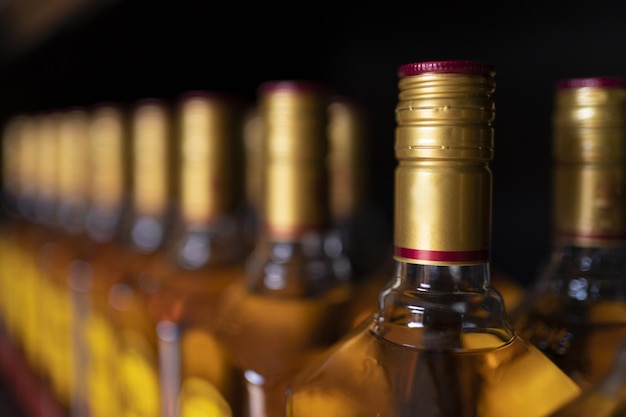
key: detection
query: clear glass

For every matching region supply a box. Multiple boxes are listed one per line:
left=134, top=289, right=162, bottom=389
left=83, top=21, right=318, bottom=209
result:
left=510, top=245, right=626, bottom=389
left=285, top=261, right=581, bottom=417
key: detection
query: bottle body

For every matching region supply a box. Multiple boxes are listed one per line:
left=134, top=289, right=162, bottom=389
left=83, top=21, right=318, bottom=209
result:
left=285, top=60, right=580, bottom=417
left=214, top=80, right=355, bottom=417
left=510, top=77, right=626, bottom=389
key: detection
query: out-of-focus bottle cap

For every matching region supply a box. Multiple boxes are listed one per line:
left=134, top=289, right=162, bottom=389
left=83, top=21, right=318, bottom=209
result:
left=556, top=77, right=626, bottom=90
left=258, top=80, right=332, bottom=96
left=398, top=60, right=496, bottom=78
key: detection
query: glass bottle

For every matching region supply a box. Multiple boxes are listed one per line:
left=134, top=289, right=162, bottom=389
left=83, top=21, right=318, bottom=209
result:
left=106, top=98, right=177, bottom=417
left=72, top=102, right=131, bottom=417
left=284, top=60, right=581, bottom=417
left=44, top=107, right=93, bottom=414
left=214, top=80, right=354, bottom=417
left=326, top=96, right=389, bottom=282
left=144, top=91, right=249, bottom=417
left=545, top=341, right=626, bottom=417
left=241, top=104, right=264, bottom=251
left=0, top=114, right=65, bottom=415
left=509, top=77, right=626, bottom=389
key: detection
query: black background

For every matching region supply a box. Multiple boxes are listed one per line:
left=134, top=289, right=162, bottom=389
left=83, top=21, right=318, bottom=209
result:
left=1, top=0, right=626, bottom=286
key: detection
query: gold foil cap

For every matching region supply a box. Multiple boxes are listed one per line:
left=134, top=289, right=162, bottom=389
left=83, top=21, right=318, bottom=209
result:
left=2, top=115, right=30, bottom=198
left=554, top=77, right=626, bottom=161
left=57, top=108, right=90, bottom=202
left=90, top=103, right=128, bottom=211
left=552, top=77, right=626, bottom=245
left=132, top=99, right=174, bottom=217
left=177, top=91, right=243, bottom=224
left=328, top=96, right=369, bottom=223
left=260, top=80, right=331, bottom=238
left=35, top=111, right=62, bottom=205
left=394, top=60, right=495, bottom=265
left=243, top=105, right=265, bottom=213
left=396, top=60, right=495, bottom=161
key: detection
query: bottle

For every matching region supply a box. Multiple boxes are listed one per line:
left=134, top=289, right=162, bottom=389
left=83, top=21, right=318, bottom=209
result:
left=326, top=96, right=389, bottom=282
left=144, top=91, right=249, bottom=417
left=241, top=104, right=265, bottom=250
left=213, top=80, right=354, bottom=417
left=106, top=98, right=177, bottom=417
left=545, top=341, right=626, bottom=417
left=509, top=77, right=626, bottom=389
left=43, top=107, right=93, bottom=414
left=284, top=60, right=581, bottom=417
left=73, top=102, right=131, bottom=417
left=326, top=96, right=393, bottom=329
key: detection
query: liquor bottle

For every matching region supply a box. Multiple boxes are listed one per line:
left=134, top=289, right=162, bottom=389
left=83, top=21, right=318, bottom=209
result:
left=106, top=98, right=177, bottom=417
left=0, top=111, right=68, bottom=417
left=214, top=80, right=355, bottom=417
left=284, top=60, right=581, bottom=417
left=241, top=104, right=264, bottom=250
left=44, top=107, right=93, bottom=413
left=0, top=114, right=32, bottom=346
left=144, top=91, right=248, bottom=417
left=509, top=77, right=626, bottom=389
left=326, top=96, right=389, bottom=282
left=74, top=102, right=131, bottom=417
left=545, top=341, right=626, bottom=417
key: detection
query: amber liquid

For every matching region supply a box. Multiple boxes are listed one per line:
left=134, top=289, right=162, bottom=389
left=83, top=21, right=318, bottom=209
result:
left=286, top=319, right=580, bottom=417
left=147, top=262, right=246, bottom=417
left=512, top=299, right=626, bottom=389
left=215, top=279, right=353, bottom=417
left=77, top=239, right=126, bottom=417
left=107, top=248, right=166, bottom=417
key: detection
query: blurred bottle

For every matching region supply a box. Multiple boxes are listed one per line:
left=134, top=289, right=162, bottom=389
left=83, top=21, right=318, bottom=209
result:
left=0, top=110, right=68, bottom=417
left=72, top=103, right=131, bottom=417
left=214, top=80, right=355, bottom=417
left=326, top=96, right=389, bottom=282
left=44, top=108, right=93, bottom=414
left=241, top=104, right=264, bottom=250
left=106, top=98, right=178, bottom=417
left=545, top=341, right=626, bottom=417
left=145, top=91, right=249, bottom=417
left=284, top=60, right=581, bottom=417
left=510, top=77, right=626, bottom=389
left=0, top=114, right=34, bottom=347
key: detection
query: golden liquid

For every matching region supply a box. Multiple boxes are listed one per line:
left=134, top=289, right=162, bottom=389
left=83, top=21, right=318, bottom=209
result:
left=78, top=239, right=126, bottom=417
left=147, top=262, right=246, bottom=417
left=512, top=299, right=626, bottom=389
left=490, top=266, right=526, bottom=312
left=215, top=279, right=353, bottom=417
left=286, top=319, right=581, bottom=417
left=108, top=249, right=164, bottom=417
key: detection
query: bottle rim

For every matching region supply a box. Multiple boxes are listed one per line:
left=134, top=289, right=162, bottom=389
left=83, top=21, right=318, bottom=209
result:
left=555, top=77, right=626, bottom=90
left=398, top=60, right=496, bottom=78
left=258, top=80, right=333, bottom=96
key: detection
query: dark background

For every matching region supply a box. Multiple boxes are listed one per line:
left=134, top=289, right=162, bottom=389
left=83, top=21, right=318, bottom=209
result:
left=1, top=0, right=625, bottom=287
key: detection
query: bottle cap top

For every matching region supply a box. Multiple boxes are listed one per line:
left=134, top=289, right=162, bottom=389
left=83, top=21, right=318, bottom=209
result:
left=398, top=60, right=496, bottom=78
left=258, top=80, right=332, bottom=96
left=556, top=77, right=626, bottom=90
left=177, top=90, right=241, bottom=103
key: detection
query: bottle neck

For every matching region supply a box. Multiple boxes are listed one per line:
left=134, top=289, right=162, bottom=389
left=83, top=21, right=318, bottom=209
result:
left=375, top=261, right=513, bottom=350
